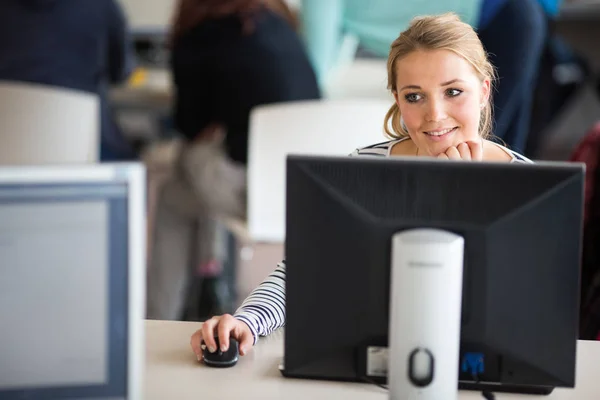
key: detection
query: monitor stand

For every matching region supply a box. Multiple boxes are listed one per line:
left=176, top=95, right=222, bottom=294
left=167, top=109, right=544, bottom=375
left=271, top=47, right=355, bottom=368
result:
left=387, top=229, right=465, bottom=400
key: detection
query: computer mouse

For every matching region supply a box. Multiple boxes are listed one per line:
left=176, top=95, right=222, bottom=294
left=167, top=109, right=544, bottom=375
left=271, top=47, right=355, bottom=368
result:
left=201, top=336, right=239, bottom=368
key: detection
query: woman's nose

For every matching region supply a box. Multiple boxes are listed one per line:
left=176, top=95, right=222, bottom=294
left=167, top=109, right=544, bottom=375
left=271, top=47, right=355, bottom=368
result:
left=425, top=98, right=448, bottom=122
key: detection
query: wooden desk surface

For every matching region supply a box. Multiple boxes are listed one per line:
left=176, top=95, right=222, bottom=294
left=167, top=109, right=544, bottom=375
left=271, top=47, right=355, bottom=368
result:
left=144, top=320, right=599, bottom=400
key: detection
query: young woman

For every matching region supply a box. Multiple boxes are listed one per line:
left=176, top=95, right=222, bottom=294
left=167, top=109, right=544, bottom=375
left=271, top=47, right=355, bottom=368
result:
left=190, top=12, right=532, bottom=359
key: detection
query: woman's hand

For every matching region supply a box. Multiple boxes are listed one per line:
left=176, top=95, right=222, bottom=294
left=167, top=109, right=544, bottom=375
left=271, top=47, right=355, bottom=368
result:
left=437, top=141, right=483, bottom=161
left=190, top=314, right=254, bottom=361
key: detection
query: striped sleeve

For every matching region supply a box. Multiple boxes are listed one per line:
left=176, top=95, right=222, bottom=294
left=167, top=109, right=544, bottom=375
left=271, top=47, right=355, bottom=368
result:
left=511, top=153, right=534, bottom=164
left=233, top=260, right=287, bottom=344
left=351, top=140, right=393, bottom=157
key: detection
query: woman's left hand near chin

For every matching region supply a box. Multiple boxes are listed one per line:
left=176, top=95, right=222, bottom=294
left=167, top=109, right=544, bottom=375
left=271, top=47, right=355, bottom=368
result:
left=437, top=141, right=483, bottom=161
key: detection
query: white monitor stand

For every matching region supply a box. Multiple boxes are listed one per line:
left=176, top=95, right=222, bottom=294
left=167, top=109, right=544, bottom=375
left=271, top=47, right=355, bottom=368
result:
left=388, top=229, right=464, bottom=400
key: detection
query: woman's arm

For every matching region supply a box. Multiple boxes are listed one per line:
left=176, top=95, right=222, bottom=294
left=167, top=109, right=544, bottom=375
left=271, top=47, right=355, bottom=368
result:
left=233, top=260, right=287, bottom=344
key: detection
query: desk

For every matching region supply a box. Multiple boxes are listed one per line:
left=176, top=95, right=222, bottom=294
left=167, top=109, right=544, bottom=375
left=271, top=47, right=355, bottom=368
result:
left=111, top=68, right=172, bottom=112
left=110, top=68, right=172, bottom=143
left=144, top=320, right=599, bottom=399
left=118, top=0, right=174, bottom=34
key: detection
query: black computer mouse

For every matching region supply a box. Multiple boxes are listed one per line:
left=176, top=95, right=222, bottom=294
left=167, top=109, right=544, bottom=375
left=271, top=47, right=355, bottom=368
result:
left=201, top=336, right=239, bottom=368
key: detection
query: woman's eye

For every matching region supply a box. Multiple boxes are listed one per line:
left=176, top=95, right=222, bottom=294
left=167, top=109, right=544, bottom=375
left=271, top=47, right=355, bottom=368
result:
left=446, top=88, right=463, bottom=97
left=405, top=93, right=422, bottom=103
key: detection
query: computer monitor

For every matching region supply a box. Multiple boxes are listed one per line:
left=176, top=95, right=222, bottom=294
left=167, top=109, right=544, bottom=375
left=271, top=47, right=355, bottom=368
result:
left=0, top=164, right=146, bottom=400
left=282, top=155, right=584, bottom=395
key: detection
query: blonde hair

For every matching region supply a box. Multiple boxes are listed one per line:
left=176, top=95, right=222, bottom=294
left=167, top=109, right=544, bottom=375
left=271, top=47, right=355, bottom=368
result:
left=384, top=13, right=497, bottom=140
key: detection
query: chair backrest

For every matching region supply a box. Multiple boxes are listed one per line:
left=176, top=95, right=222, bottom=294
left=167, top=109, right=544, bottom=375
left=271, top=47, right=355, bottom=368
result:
left=247, top=98, right=392, bottom=242
left=324, top=59, right=392, bottom=101
left=0, top=81, right=99, bottom=165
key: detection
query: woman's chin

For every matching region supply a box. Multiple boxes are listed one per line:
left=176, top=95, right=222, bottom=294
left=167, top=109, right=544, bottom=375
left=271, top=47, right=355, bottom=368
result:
left=417, top=128, right=478, bottom=156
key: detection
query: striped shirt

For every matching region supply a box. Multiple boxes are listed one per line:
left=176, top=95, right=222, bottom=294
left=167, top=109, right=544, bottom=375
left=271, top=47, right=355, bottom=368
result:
left=352, top=137, right=533, bottom=162
left=233, top=138, right=533, bottom=343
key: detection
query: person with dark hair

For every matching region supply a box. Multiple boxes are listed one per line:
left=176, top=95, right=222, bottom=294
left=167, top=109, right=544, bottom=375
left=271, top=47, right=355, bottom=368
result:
left=0, top=0, right=137, bottom=161
left=146, top=0, right=320, bottom=321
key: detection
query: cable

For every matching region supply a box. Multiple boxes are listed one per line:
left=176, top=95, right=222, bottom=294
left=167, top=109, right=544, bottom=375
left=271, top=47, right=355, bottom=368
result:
left=482, top=391, right=496, bottom=400
left=463, top=352, right=496, bottom=400
left=472, top=373, right=496, bottom=400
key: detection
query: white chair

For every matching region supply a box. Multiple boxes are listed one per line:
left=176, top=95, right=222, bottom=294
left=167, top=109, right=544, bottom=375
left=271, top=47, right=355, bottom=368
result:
left=0, top=81, right=99, bottom=165
left=324, top=59, right=392, bottom=101
left=247, top=98, right=393, bottom=243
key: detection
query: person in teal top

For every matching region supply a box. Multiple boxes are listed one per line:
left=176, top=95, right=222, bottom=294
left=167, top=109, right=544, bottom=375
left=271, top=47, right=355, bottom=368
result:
left=299, top=0, right=483, bottom=86
left=299, top=0, right=559, bottom=156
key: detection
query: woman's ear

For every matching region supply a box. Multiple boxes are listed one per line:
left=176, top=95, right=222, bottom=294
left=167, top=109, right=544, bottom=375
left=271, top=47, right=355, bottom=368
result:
left=481, top=79, right=491, bottom=105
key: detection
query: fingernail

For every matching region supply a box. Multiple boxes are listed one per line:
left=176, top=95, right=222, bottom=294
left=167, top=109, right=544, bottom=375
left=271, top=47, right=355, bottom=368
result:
left=221, top=345, right=228, bottom=352
left=240, top=346, right=246, bottom=355
left=208, top=346, right=216, bottom=353
left=196, top=354, right=201, bottom=362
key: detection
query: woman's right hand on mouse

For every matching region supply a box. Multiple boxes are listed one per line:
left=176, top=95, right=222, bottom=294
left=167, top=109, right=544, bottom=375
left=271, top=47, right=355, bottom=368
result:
left=190, top=314, right=254, bottom=361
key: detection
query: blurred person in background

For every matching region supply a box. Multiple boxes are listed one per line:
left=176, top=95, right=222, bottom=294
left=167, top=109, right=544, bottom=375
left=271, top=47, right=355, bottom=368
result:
left=477, top=0, right=554, bottom=156
left=299, top=0, right=550, bottom=155
left=146, top=0, right=320, bottom=322
left=0, top=0, right=137, bottom=161
left=300, top=0, right=482, bottom=86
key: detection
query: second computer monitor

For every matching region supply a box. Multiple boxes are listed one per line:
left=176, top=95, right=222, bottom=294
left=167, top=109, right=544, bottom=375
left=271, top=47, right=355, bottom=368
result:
left=283, top=155, right=584, bottom=395
left=0, top=164, right=146, bottom=400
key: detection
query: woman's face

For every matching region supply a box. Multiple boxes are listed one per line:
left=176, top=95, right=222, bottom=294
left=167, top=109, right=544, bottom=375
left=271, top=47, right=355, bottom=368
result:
left=393, top=49, right=490, bottom=157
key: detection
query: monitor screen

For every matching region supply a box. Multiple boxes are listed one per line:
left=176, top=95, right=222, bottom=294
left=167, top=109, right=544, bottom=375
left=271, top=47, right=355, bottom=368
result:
left=0, top=168, right=141, bottom=399
left=283, top=155, right=584, bottom=395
